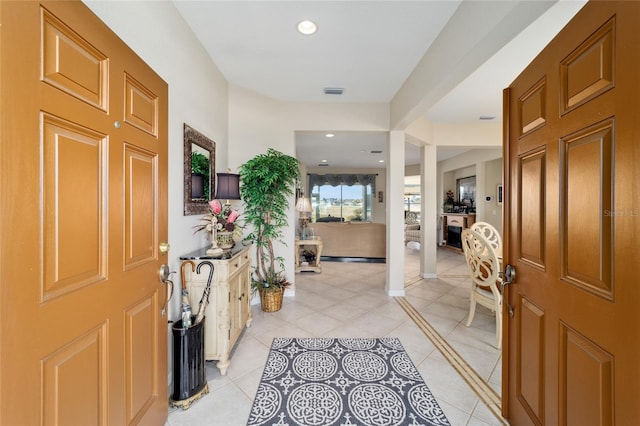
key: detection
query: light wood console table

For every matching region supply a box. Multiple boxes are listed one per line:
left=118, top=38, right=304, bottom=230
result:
left=295, top=237, right=323, bottom=273
left=179, top=244, right=252, bottom=375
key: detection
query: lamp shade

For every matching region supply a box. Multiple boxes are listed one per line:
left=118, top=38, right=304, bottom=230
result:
left=295, top=197, right=312, bottom=213
left=214, top=173, right=241, bottom=200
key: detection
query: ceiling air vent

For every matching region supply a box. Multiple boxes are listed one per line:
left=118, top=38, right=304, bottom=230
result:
left=370, top=150, right=383, bottom=154
left=323, top=87, right=344, bottom=95
left=318, top=163, right=329, bottom=167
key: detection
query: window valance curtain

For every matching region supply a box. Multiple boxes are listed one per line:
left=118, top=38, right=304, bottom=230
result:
left=308, top=173, right=376, bottom=192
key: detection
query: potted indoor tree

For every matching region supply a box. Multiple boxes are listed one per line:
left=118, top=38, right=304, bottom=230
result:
left=239, top=148, right=300, bottom=312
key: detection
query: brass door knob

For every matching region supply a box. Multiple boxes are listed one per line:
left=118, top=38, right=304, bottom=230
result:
left=159, top=242, right=171, bottom=255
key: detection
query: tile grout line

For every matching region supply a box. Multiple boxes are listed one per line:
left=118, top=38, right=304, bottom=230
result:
left=405, top=274, right=479, bottom=289
left=404, top=275, right=422, bottom=287
left=395, top=297, right=507, bottom=425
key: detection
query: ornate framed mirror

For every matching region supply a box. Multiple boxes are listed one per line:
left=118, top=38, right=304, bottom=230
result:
left=456, top=175, right=476, bottom=209
left=183, top=123, right=215, bottom=215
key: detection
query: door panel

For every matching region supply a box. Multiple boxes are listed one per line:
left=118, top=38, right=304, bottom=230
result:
left=559, top=18, right=614, bottom=114
left=42, top=114, right=108, bottom=300
left=124, top=144, right=158, bottom=270
left=519, top=78, right=547, bottom=136
left=126, top=297, right=158, bottom=424
left=1, top=1, right=168, bottom=424
left=124, top=74, right=159, bottom=136
left=517, top=297, right=544, bottom=425
left=561, top=121, right=614, bottom=298
left=42, top=323, right=108, bottom=425
left=519, top=150, right=545, bottom=268
left=560, top=324, right=614, bottom=426
left=504, top=2, right=639, bottom=424
left=41, top=7, right=109, bottom=111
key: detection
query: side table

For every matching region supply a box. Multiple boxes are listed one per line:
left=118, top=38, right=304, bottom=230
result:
left=295, top=237, right=323, bottom=273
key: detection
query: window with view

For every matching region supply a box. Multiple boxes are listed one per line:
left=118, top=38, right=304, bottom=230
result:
left=311, top=184, right=372, bottom=222
left=404, top=194, right=421, bottom=214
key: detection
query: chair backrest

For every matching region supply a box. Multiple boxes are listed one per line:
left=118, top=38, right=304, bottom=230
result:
left=470, top=221, right=502, bottom=255
left=461, top=229, right=502, bottom=296
left=405, top=211, right=419, bottom=225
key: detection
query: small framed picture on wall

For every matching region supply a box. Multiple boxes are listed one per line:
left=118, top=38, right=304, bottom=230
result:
left=497, top=184, right=503, bottom=205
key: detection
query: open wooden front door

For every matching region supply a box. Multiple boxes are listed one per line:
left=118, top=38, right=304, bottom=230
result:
left=503, top=1, right=639, bottom=424
left=0, top=1, right=169, bottom=424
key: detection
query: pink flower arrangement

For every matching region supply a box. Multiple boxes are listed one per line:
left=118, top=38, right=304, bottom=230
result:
left=445, top=190, right=455, bottom=203
left=207, top=200, right=240, bottom=232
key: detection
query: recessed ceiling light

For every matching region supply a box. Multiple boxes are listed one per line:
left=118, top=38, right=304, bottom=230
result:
left=325, top=133, right=334, bottom=138
left=321, top=159, right=328, bottom=163
left=378, top=160, right=385, bottom=163
left=297, top=20, right=317, bottom=35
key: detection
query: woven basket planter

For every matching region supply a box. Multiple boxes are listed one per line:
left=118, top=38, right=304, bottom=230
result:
left=259, top=287, right=284, bottom=312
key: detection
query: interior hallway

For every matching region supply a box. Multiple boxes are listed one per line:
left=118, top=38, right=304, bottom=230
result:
left=166, top=246, right=505, bottom=426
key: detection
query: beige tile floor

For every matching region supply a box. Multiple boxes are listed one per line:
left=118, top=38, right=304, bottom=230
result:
left=165, top=245, right=506, bottom=426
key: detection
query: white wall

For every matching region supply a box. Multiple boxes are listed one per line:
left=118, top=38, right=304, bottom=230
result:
left=227, top=84, right=296, bottom=292
left=84, top=1, right=229, bottom=319
left=405, top=164, right=421, bottom=176
left=227, top=96, right=391, bottom=286
left=282, top=102, right=390, bottom=132
left=228, top=84, right=283, bottom=169
left=407, top=119, right=502, bottom=147
left=481, top=158, right=503, bottom=233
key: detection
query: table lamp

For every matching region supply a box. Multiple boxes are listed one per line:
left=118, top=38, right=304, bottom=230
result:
left=295, top=197, right=312, bottom=240
left=215, top=172, right=241, bottom=204
left=207, top=172, right=241, bottom=256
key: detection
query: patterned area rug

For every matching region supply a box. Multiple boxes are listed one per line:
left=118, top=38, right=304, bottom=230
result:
left=247, top=337, right=451, bottom=426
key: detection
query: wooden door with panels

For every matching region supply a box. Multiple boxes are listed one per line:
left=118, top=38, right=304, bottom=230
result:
left=503, top=1, right=639, bottom=424
left=0, top=1, right=169, bottom=424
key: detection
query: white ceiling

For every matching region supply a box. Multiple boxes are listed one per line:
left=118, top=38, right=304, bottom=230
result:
left=173, top=0, right=586, bottom=168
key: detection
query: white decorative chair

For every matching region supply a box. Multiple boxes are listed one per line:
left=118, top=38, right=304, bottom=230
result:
left=461, top=228, right=503, bottom=348
left=470, top=221, right=502, bottom=258
left=404, top=211, right=420, bottom=245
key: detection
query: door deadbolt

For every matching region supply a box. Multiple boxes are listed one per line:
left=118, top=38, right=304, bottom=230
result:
left=159, top=242, right=170, bottom=255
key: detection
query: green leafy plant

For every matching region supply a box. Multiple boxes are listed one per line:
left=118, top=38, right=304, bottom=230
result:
left=191, top=152, right=210, bottom=199
left=239, top=148, right=300, bottom=292
left=250, top=269, right=289, bottom=295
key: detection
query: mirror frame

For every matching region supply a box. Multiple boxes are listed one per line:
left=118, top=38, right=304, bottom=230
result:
left=456, top=175, right=476, bottom=208
left=183, top=123, right=215, bottom=215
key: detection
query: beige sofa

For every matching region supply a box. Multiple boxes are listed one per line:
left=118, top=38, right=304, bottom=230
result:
left=310, top=222, right=386, bottom=259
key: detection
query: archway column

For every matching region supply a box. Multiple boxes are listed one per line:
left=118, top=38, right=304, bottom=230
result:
left=420, top=144, right=438, bottom=278
left=386, top=130, right=405, bottom=296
